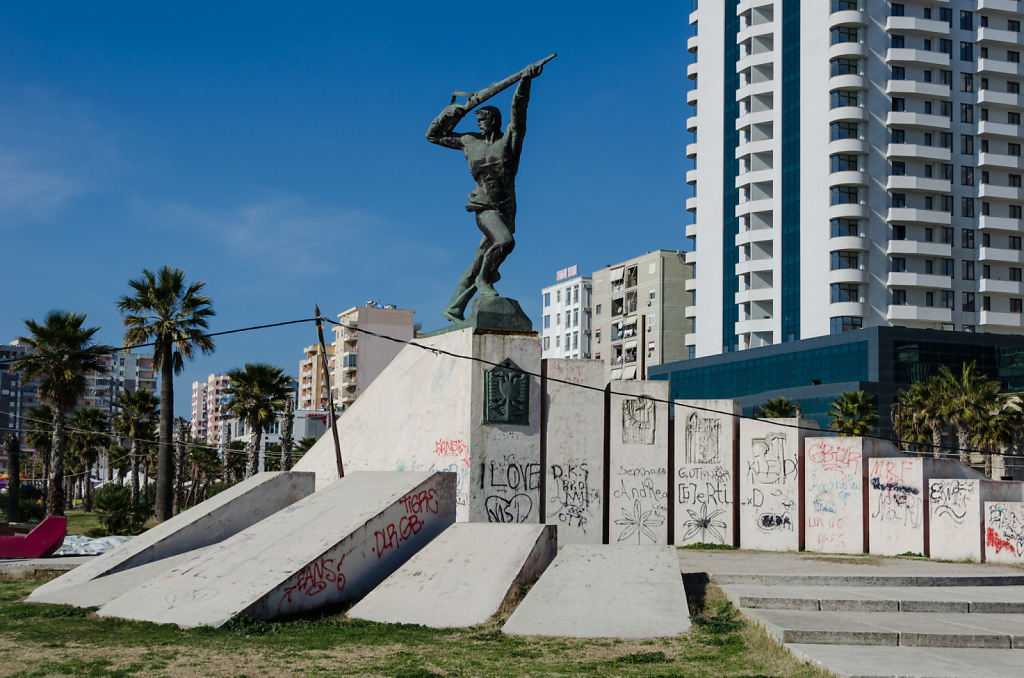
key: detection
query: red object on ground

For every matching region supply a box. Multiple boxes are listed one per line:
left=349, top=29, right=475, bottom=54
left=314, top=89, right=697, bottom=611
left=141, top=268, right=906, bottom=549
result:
left=0, top=516, right=67, bottom=558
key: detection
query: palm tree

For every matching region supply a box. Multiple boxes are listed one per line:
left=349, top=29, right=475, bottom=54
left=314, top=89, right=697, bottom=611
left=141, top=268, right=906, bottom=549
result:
left=280, top=397, right=295, bottom=471
left=292, top=436, right=318, bottom=467
left=24, top=404, right=53, bottom=499
left=117, top=266, right=215, bottom=521
left=69, top=407, right=109, bottom=512
left=829, top=390, right=879, bottom=436
left=939, top=361, right=1002, bottom=465
left=757, top=396, right=797, bottom=418
left=15, top=311, right=108, bottom=516
left=224, top=363, right=293, bottom=478
left=896, top=377, right=949, bottom=457
left=112, top=388, right=159, bottom=506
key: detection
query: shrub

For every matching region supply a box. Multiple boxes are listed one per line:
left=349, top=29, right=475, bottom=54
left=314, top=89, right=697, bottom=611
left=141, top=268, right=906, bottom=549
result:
left=93, top=484, right=151, bottom=535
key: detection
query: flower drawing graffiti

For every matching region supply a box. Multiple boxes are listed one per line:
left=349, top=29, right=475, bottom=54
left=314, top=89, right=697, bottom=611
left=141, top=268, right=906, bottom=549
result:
left=681, top=503, right=728, bottom=544
left=614, top=498, right=664, bottom=544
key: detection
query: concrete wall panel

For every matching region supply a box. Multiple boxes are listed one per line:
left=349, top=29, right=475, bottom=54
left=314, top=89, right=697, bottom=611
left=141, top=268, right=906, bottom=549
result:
left=930, top=480, right=1023, bottom=562
left=674, top=400, right=741, bottom=546
left=985, top=501, right=1024, bottom=565
left=608, top=380, right=671, bottom=545
left=544, top=359, right=605, bottom=543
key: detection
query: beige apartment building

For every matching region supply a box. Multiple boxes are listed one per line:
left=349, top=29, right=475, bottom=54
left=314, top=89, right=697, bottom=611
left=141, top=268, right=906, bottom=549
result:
left=189, top=373, right=231, bottom=444
left=331, top=303, right=415, bottom=408
left=298, top=343, right=334, bottom=411
left=591, top=250, right=692, bottom=381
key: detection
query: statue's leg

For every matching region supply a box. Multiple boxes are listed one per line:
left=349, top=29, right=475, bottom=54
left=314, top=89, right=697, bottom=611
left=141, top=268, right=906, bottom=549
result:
left=443, top=235, right=488, bottom=321
left=474, top=210, right=514, bottom=296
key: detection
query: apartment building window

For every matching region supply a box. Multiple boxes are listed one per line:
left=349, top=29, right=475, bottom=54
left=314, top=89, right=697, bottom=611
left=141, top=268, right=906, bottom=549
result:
left=963, top=292, right=976, bottom=312
left=981, top=108, right=989, bottom=122
left=831, top=218, right=859, bottom=237
left=556, top=312, right=561, bottom=326
left=892, top=161, right=906, bottom=176
left=830, top=316, right=863, bottom=333
left=543, top=315, right=550, bottom=329
left=983, top=202, right=991, bottom=216
left=831, top=251, right=860, bottom=270
left=942, top=100, right=953, bottom=120
left=961, top=73, right=974, bottom=93
left=924, top=39, right=933, bottom=52
left=594, top=329, right=601, bottom=344
left=833, top=58, right=859, bottom=76
left=963, top=261, right=976, bottom=280
left=942, top=258, right=955, bottom=276
left=1013, top=299, right=1024, bottom=313
left=941, top=163, right=953, bottom=180
left=595, top=303, right=602, bottom=314
left=960, top=43, right=973, bottom=62
left=891, top=34, right=905, bottom=49
left=832, top=27, right=858, bottom=44
left=942, top=290, right=955, bottom=308
left=892, top=65, right=906, bottom=80
left=940, top=7, right=952, bottom=27
left=891, top=128, right=906, bottom=144
left=1010, top=82, right=1021, bottom=94
left=832, top=121, right=859, bottom=140
left=831, top=186, right=859, bottom=205
left=543, top=293, right=550, bottom=306
left=962, top=198, right=975, bottom=218
left=961, top=105, right=975, bottom=124
left=833, top=0, right=858, bottom=10
left=573, top=333, right=578, bottom=349
left=943, top=194, right=953, bottom=214
left=833, top=90, right=859, bottom=108
left=941, top=132, right=953, bottom=149
left=1011, top=236, right=1023, bottom=250
left=961, top=135, right=974, bottom=155
left=962, top=167, right=974, bottom=186
left=925, top=164, right=934, bottom=178
left=555, top=336, right=560, bottom=347
left=556, top=290, right=561, bottom=302
left=573, top=308, right=579, bottom=327
left=981, top=47, right=989, bottom=59
left=940, top=69, right=953, bottom=85
left=962, top=229, right=976, bottom=249
left=573, top=286, right=579, bottom=303
left=983, top=232, right=992, bottom=247
left=892, top=193, right=907, bottom=208
left=1011, top=112, right=1022, bottom=125
left=924, top=71, right=933, bottom=84
left=892, top=289, right=907, bottom=305
left=891, top=97, right=905, bottom=112
left=893, top=224, right=907, bottom=240
left=1011, top=206, right=1023, bottom=220
left=1012, top=174, right=1023, bottom=188
left=1011, top=51, right=1022, bottom=64
left=983, top=296, right=992, bottom=311
left=892, top=257, right=907, bottom=272
left=925, top=228, right=934, bottom=242
left=890, top=3, right=903, bottom=16
left=926, top=292, right=935, bottom=307
left=832, top=154, right=859, bottom=172
left=1011, top=143, right=1021, bottom=156
left=543, top=337, right=550, bottom=350
left=831, top=283, right=859, bottom=303
left=960, top=10, right=973, bottom=31
left=1011, top=20, right=1021, bottom=33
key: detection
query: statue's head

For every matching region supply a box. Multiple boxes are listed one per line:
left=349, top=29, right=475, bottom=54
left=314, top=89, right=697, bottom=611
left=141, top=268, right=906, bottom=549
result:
left=476, top=106, right=501, bottom=134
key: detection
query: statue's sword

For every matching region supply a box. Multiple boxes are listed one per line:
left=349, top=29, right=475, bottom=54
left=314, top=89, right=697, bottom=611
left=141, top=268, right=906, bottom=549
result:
left=450, top=53, right=557, bottom=107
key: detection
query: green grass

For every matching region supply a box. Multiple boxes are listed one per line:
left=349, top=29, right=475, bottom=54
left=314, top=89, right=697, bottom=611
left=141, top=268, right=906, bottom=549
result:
left=679, top=542, right=739, bottom=551
left=64, top=509, right=103, bottom=536
left=0, top=575, right=830, bottom=677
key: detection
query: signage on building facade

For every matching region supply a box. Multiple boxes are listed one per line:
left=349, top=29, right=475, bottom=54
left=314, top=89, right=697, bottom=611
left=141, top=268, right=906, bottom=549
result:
left=556, top=265, right=578, bottom=281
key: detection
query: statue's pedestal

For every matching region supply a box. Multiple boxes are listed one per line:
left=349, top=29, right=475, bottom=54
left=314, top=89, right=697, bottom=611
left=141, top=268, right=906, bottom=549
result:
left=294, top=325, right=540, bottom=523
left=429, top=296, right=533, bottom=336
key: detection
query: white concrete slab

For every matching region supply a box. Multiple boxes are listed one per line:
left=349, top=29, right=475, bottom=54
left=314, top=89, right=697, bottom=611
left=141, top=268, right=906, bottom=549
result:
left=788, top=644, right=1024, bottom=678
left=674, top=400, right=740, bottom=547
left=29, top=471, right=315, bottom=605
left=544, top=359, right=605, bottom=544
left=985, top=502, right=1024, bottom=565
left=348, top=523, right=556, bottom=628
left=502, top=545, right=689, bottom=638
left=608, top=381, right=671, bottom=545
left=96, top=471, right=456, bottom=627
left=929, top=480, right=1023, bottom=562
left=804, top=437, right=898, bottom=554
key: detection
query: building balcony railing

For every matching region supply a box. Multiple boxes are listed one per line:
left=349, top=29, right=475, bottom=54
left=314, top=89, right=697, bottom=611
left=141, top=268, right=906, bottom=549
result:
left=885, top=16, right=949, bottom=36
left=885, top=80, right=951, bottom=98
left=979, top=215, right=1023, bottom=232
left=885, top=111, right=950, bottom=130
left=886, top=240, right=952, bottom=257
left=980, top=278, right=1024, bottom=295
left=886, top=272, right=953, bottom=289
left=886, top=207, right=952, bottom=225
left=980, top=246, right=1024, bottom=264
left=886, top=305, right=953, bottom=324
left=980, top=310, right=1024, bottom=329
left=886, top=48, right=950, bottom=67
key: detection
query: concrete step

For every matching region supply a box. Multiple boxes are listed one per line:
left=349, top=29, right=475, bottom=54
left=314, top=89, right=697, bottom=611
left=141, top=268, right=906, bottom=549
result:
left=712, top=572, right=1024, bottom=587
left=502, top=545, right=689, bottom=638
left=348, top=524, right=556, bottom=628
left=97, top=472, right=455, bottom=628
left=788, top=643, right=1024, bottom=678
left=722, top=584, right=1024, bottom=614
left=29, top=471, right=315, bottom=605
left=745, top=608, right=1024, bottom=649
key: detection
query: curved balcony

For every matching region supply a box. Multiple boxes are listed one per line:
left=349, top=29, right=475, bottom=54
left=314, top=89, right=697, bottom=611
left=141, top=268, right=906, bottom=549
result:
left=887, top=305, right=953, bottom=324
left=977, top=58, right=1024, bottom=77
left=735, top=317, right=776, bottom=335
left=829, top=268, right=868, bottom=285
left=735, top=138, right=775, bottom=158
left=736, top=80, right=776, bottom=101
left=886, top=175, right=951, bottom=193
left=686, top=168, right=698, bottom=186
left=980, top=215, right=1022, bottom=231
left=980, top=184, right=1024, bottom=202
left=738, top=0, right=774, bottom=14
left=687, top=62, right=698, bottom=80
left=687, top=35, right=699, bottom=54
left=830, top=74, right=867, bottom=92
left=735, top=287, right=775, bottom=305
left=829, top=202, right=868, bottom=220
left=686, top=196, right=698, bottom=213
left=886, top=80, right=950, bottom=98
left=979, top=153, right=1024, bottom=170
left=884, top=206, right=946, bottom=225
left=885, top=111, right=950, bottom=129
left=886, top=240, right=953, bottom=257
left=685, top=249, right=699, bottom=264
left=685, top=223, right=697, bottom=239
left=685, top=305, right=697, bottom=318
left=980, top=310, right=1024, bottom=329
left=735, top=168, right=775, bottom=189
left=830, top=301, right=866, bottom=318
left=978, top=120, right=1022, bottom=138
left=736, top=108, right=775, bottom=130
left=735, top=258, right=775, bottom=276
left=980, top=279, right=1024, bottom=295
left=829, top=106, right=867, bottom=124
left=829, top=170, right=868, bottom=187
left=685, top=277, right=697, bottom=292
left=885, top=16, right=949, bottom=35
left=978, top=89, right=1024, bottom=108
left=886, top=272, right=953, bottom=288
left=737, top=18, right=776, bottom=44
left=685, top=332, right=697, bottom=345
left=886, top=143, right=951, bottom=161
left=736, top=227, right=774, bottom=247
left=686, top=142, right=698, bottom=159
left=737, top=50, right=775, bottom=73
left=687, top=115, right=698, bottom=133
left=978, top=27, right=1024, bottom=46
left=829, top=138, right=869, bottom=155
left=829, top=235, right=869, bottom=252
left=829, top=42, right=867, bottom=61
left=830, top=10, right=867, bottom=29
left=886, top=48, right=950, bottom=67
left=980, top=246, right=1024, bottom=264
left=979, top=0, right=1020, bottom=15
left=735, top=198, right=775, bottom=218
left=687, top=88, right=698, bottom=106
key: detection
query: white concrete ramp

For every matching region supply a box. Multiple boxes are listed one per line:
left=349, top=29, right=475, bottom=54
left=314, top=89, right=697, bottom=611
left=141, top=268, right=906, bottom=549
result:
left=97, top=471, right=456, bottom=627
left=348, top=523, right=556, bottom=628
left=29, top=471, right=315, bottom=605
left=502, top=545, right=690, bottom=638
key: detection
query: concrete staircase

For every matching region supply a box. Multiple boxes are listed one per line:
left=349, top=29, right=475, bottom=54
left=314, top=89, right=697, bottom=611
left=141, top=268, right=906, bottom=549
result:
left=719, top=573, right=1024, bottom=677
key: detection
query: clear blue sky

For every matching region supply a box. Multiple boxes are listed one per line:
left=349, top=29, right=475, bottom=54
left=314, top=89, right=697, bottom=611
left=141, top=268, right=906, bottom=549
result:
left=0, top=2, right=696, bottom=416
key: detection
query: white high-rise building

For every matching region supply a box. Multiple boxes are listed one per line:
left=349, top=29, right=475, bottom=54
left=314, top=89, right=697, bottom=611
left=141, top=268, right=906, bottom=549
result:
left=540, top=266, right=592, bottom=360
left=687, top=1, right=1024, bottom=358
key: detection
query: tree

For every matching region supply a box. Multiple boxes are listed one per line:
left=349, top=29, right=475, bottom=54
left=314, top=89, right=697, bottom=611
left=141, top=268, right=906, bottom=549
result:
left=280, top=397, right=295, bottom=471
left=173, top=417, right=188, bottom=515
left=757, top=396, right=797, bottom=419
left=5, top=432, right=20, bottom=522
left=224, top=363, right=293, bottom=478
left=829, top=390, right=879, bottom=437
left=112, top=388, right=159, bottom=507
left=24, top=404, right=53, bottom=499
left=939, top=361, right=1002, bottom=465
left=895, top=377, right=949, bottom=457
left=69, top=407, right=109, bottom=512
left=117, top=266, right=215, bottom=521
left=15, top=311, right=108, bottom=516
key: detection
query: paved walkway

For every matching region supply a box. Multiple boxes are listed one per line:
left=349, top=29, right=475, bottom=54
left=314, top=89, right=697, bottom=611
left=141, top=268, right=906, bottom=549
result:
left=680, top=549, right=1024, bottom=678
